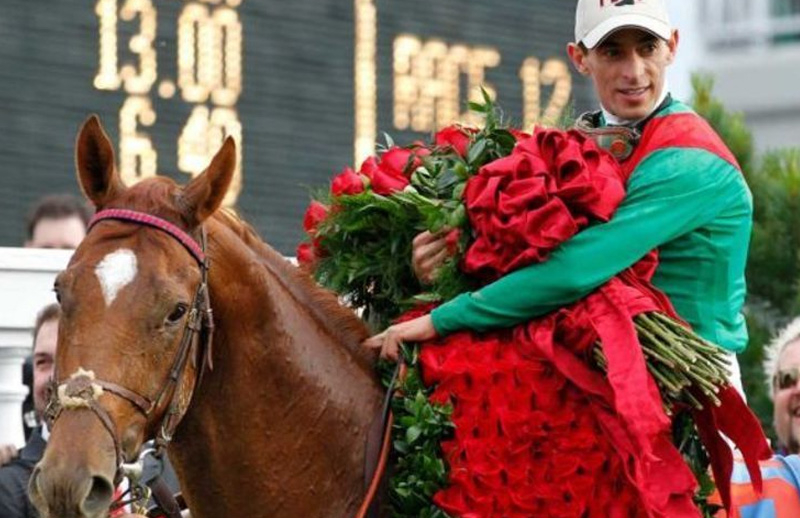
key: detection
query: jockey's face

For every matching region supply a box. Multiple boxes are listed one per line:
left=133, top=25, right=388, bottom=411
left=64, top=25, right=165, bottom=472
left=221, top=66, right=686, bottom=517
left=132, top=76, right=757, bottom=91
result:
left=567, top=28, right=678, bottom=121
left=774, top=340, right=800, bottom=453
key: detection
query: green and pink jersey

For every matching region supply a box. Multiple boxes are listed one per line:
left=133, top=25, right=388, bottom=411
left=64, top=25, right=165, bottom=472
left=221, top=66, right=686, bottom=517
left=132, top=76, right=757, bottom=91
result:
left=431, top=98, right=753, bottom=353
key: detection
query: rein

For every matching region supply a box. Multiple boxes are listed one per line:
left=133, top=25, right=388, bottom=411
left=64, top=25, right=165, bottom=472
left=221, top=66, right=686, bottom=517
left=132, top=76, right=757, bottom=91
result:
left=354, top=362, right=405, bottom=518
left=44, top=209, right=214, bottom=516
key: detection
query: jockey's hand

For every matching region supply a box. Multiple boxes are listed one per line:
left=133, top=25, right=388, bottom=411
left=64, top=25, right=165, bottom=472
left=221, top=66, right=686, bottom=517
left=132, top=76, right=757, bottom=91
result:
left=0, top=443, right=17, bottom=466
left=412, top=230, right=451, bottom=284
left=363, top=315, right=437, bottom=361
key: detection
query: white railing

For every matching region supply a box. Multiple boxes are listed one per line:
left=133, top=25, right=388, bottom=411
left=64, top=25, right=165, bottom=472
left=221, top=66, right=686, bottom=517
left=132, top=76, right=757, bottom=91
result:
left=0, top=247, right=71, bottom=447
left=703, top=0, right=800, bottom=48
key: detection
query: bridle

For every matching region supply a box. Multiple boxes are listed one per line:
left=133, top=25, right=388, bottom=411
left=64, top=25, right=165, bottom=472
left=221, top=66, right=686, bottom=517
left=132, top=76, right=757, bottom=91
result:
left=44, top=208, right=215, bottom=486
left=43, top=207, right=395, bottom=518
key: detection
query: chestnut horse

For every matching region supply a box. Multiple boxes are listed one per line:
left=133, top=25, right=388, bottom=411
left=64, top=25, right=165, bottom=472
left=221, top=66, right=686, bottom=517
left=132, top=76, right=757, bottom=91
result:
left=29, top=117, right=385, bottom=518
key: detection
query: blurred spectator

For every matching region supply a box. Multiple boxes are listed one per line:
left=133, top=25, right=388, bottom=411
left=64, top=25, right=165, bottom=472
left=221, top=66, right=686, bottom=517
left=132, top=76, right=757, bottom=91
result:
left=24, top=193, right=91, bottom=249
left=710, top=317, right=800, bottom=517
left=765, top=317, right=800, bottom=454
left=0, top=302, right=179, bottom=517
left=21, top=359, right=34, bottom=440
left=20, top=194, right=91, bottom=440
left=0, top=446, right=15, bottom=469
left=0, top=303, right=59, bottom=518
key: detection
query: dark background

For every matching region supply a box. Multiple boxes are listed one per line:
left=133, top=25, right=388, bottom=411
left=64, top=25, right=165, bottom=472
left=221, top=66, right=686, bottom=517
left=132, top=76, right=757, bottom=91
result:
left=0, top=0, right=594, bottom=254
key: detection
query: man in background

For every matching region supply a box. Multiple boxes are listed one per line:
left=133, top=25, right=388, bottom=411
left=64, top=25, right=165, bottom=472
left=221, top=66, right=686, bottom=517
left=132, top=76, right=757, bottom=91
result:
left=767, top=317, right=800, bottom=455
left=24, top=193, right=91, bottom=249
left=710, top=318, right=800, bottom=517
left=0, top=304, right=59, bottom=518
left=1, top=194, right=90, bottom=464
left=18, top=194, right=91, bottom=441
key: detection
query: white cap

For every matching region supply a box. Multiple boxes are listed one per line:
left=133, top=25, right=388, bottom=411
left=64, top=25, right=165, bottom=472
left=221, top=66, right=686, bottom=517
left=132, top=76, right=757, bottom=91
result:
left=575, top=0, right=672, bottom=49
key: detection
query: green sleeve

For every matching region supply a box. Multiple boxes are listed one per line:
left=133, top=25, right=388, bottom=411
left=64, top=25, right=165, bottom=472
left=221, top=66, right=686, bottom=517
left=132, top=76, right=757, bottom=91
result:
left=431, top=148, right=742, bottom=335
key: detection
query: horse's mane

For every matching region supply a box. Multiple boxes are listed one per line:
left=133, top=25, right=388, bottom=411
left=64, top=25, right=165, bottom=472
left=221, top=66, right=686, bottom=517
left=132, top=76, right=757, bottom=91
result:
left=116, top=178, right=376, bottom=372
left=211, top=209, right=376, bottom=370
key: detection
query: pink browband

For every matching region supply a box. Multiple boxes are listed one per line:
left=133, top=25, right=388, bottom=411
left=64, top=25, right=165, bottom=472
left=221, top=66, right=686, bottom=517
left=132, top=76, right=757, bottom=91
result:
left=88, top=209, right=206, bottom=265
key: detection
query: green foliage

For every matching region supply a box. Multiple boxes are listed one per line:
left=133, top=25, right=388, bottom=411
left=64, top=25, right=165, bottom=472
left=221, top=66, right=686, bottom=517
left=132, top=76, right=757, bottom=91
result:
left=313, top=190, right=426, bottom=325
left=692, top=75, right=800, bottom=441
left=691, top=75, right=754, bottom=175
left=740, top=311, right=776, bottom=438
left=388, top=347, right=454, bottom=518
left=747, top=149, right=800, bottom=316
left=672, top=412, right=722, bottom=518
left=311, top=95, right=514, bottom=327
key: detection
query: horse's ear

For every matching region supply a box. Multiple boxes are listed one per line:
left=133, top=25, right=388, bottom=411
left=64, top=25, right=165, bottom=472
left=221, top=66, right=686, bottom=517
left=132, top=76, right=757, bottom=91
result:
left=179, top=137, right=236, bottom=227
left=76, top=115, right=125, bottom=209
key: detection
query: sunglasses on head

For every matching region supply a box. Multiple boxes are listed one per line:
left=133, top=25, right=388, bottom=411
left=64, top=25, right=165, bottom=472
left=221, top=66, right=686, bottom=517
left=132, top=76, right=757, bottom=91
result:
left=775, top=366, right=800, bottom=390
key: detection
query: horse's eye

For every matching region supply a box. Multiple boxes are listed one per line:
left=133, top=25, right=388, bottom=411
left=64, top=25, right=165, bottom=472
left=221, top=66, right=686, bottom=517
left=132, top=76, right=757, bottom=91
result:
left=166, top=304, right=188, bottom=324
left=52, top=283, right=61, bottom=304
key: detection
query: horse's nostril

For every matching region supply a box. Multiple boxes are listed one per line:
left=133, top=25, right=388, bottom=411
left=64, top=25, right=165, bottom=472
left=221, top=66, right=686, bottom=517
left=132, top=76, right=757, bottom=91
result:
left=82, top=475, right=115, bottom=515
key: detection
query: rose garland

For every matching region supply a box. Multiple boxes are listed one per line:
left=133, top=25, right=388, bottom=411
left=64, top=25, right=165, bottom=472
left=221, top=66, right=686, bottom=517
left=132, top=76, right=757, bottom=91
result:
left=299, top=97, right=768, bottom=517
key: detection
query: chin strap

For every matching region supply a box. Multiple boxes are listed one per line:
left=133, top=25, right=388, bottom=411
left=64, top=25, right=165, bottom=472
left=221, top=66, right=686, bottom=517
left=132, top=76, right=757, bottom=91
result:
left=573, top=94, right=674, bottom=162
left=574, top=112, right=640, bottom=161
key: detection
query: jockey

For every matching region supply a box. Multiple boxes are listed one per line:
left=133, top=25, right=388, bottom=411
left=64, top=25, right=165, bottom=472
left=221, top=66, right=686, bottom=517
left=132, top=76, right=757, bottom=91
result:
left=364, top=0, right=752, bottom=399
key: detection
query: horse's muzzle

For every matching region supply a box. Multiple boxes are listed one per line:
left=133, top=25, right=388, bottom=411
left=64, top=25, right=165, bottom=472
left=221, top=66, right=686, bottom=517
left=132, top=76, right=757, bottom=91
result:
left=29, top=463, right=115, bottom=518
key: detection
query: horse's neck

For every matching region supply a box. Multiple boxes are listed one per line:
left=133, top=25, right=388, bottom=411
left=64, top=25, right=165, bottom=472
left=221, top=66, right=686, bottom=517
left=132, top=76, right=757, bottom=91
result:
left=170, top=225, right=384, bottom=518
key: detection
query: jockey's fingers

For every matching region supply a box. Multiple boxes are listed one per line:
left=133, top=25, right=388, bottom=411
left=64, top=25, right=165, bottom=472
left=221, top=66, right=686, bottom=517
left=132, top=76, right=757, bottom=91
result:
left=412, top=230, right=447, bottom=248
left=423, top=234, right=448, bottom=254
left=381, top=337, right=400, bottom=361
left=419, top=248, right=450, bottom=283
left=362, top=332, right=387, bottom=350
left=412, top=230, right=434, bottom=247
left=423, top=247, right=450, bottom=268
left=413, top=240, right=447, bottom=270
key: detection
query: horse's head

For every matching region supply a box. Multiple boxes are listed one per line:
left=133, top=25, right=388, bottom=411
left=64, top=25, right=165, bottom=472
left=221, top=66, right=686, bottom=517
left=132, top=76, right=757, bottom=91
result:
left=30, top=116, right=236, bottom=518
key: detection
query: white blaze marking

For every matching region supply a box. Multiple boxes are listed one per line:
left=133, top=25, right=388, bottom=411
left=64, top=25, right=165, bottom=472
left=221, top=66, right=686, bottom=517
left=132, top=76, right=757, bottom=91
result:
left=95, top=249, right=138, bottom=306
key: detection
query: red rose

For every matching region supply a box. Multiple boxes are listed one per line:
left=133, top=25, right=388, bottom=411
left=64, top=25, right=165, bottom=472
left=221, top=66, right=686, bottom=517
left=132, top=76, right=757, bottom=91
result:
left=435, top=125, right=473, bottom=157
left=330, top=166, right=365, bottom=196
left=295, top=242, right=316, bottom=267
left=381, top=147, right=421, bottom=176
left=370, top=166, right=410, bottom=195
left=509, top=128, right=532, bottom=142
left=358, top=156, right=379, bottom=180
left=302, top=200, right=329, bottom=235
left=411, top=141, right=432, bottom=158
left=445, top=228, right=461, bottom=255
left=356, top=148, right=429, bottom=195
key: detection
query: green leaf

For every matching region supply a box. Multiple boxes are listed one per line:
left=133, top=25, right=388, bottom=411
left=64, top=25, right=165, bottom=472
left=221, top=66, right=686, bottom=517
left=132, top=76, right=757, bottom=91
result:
left=452, top=182, right=466, bottom=201
left=493, top=129, right=518, bottom=153
left=467, top=138, right=487, bottom=165
left=452, top=160, right=469, bottom=180
left=447, top=205, right=467, bottom=228
left=435, top=169, right=459, bottom=192
left=480, top=86, right=493, bottom=105
left=406, top=425, right=423, bottom=444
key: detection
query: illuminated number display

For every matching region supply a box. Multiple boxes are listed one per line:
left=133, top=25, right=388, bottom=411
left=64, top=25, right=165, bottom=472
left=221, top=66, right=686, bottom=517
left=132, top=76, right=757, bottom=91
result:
left=352, top=0, right=586, bottom=166
left=0, top=0, right=593, bottom=251
left=93, top=0, right=243, bottom=205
